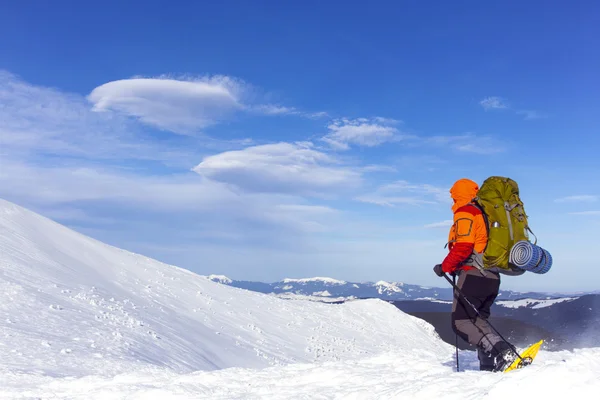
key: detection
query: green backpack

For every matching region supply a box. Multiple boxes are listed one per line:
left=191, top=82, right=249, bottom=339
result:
left=473, top=176, right=535, bottom=270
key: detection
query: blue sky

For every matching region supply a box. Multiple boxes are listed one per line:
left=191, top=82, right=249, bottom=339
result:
left=1, top=1, right=599, bottom=292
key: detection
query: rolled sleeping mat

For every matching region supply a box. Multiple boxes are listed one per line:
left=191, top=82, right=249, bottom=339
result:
left=509, top=240, right=553, bottom=274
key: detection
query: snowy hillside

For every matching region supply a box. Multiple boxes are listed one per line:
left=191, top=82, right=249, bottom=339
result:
left=0, top=198, right=446, bottom=378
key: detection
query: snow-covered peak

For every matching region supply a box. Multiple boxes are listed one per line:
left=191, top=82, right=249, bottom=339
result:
left=207, top=274, right=233, bottom=284
left=282, top=277, right=347, bottom=285
left=374, top=281, right=404, bottom=294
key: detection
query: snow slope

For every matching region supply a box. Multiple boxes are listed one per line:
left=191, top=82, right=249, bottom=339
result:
left=0, top=198, right=445, bottom=378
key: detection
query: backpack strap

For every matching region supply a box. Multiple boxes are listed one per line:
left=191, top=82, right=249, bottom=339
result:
left=526, top=226, right=538, bottom=245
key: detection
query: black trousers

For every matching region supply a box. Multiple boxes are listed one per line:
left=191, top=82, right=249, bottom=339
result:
left=451, top=269, right=503, bottom=370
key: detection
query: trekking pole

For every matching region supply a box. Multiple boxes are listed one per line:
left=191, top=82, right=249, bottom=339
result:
left=443, top=273, right=525, bottom=362
left=453, top=274, right=459, bottom=372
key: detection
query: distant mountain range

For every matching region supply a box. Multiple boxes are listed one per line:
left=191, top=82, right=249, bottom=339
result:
left=392, top=294, right=600, bottom=351
left=207, top=275, right=599, bottom=351
left=206, top=275, right=588, bottom=302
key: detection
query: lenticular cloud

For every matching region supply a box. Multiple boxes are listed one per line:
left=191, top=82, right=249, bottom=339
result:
left=88, top=76, right=244, bottom=134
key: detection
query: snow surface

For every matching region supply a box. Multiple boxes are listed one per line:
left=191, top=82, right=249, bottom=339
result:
left=497, top=297, right=578, bottom=309
left=1, top=198, right=600, bottom=399
left=282, top=277, right=347, bottom=285
left=3, top=348, right=599, bottom=399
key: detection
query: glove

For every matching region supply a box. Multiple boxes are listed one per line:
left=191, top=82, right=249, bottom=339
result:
left=433, top=264, right=444, bottom=277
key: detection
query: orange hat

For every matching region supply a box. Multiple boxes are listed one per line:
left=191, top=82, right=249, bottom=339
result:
left=450, top=178, right=479, bottom=212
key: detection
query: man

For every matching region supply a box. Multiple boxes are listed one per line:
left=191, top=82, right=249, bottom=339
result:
left=433, top=178, right=516, bottom=372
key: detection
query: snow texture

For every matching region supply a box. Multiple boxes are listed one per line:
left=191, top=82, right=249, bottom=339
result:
left=3, top=348, right=600, bottom=399
left=1, top=198, right=599, bottom=399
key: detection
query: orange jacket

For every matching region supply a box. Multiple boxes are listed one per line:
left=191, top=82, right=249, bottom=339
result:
left=442, top=179, right=488, bottom=273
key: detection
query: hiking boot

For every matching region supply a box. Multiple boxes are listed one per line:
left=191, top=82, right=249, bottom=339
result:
left=477, top=347, right=495, bottom=371
left=493, top=348, right=518, bottom=372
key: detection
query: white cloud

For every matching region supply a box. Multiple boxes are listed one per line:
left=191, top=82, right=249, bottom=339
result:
left=193, top=142, right=361, bottom=195
left=424, top=220, right=453, bottom=228
left=0, top=71, right=206, bottom=164
left=569, top=211, right=600, bottom=216
left=426, top=134, right=506, bottom=154
left=454, top=142, right=505, bottom=154
left=380, top=181, right=449, bottom=202
left=517, top=110, right=547, bottom=120
left=0, top=157, right=345, bottom=239
left=355, top=195, right=437, bottom=207
left=480, top=96, right=509, bottom=110
left=276, top=204, right=338, bottom=214
left=265, top=204, right=340, bottom=233
left=88, top=76, right=245, bottom=134
left=88, top=75, right=326, bottom=134
left=322, top=118, right=409, bottom=150
left=356, top=180, right=449, bottom=207
left=479, top=96, right=546, bottom=120
left=556, top=195, right=598, bottom=203
left=308, top=111, right=330, bottom=119
left=249, top=104, right=299, bottom=115
left=360, top=165, right=398, bottom=173
left=0, top=159, right=237, bottom=210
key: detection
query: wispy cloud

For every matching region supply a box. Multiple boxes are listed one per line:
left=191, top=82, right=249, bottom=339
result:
left=0, top=158, right=237, bottom=210
left=480, top=96, right=509, bottom=110
left=517, top=110, right=547, bottom=120
left=359, top=165, right=398, bottom=173
left=193, top=141, right=362, bottom=195
left=0, top=71, right=350, bottom=241
left=555, top=195, right=598, bottom=203
left=356, top=180, right=449, bottom=207
left=424, top=220, right=453, bottom=228
left=355, top=195, right=437, bottom=207
left=249, top=104, right=300, bottom=116
left=569, top=211, right=600, bottom=216
left=248, top=105, right=329, bottom=119
left=308, top=111, right=330, bottom=119
left=480, top=96, right=545, bottom=121
left=0, top=71, right=206, bottom=164
left=322, top=117, right=412, bottom=150
left=0, top=157, right=346, bottom=239
left=425, top=134, right=506, bottom=154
